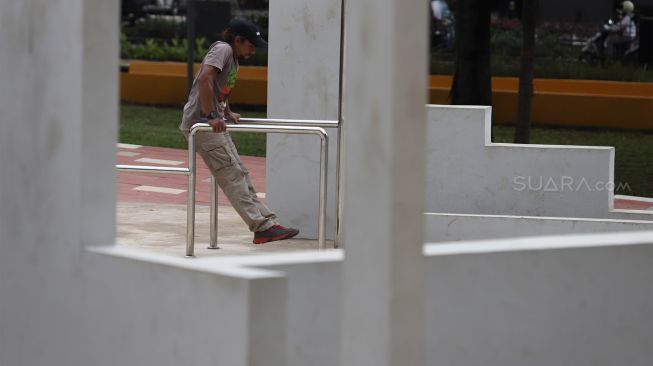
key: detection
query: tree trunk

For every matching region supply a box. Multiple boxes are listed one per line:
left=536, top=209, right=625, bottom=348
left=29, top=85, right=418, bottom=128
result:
left=450, top=0, right=492, bottom=106
left=514, top=0, right=537, bottom=143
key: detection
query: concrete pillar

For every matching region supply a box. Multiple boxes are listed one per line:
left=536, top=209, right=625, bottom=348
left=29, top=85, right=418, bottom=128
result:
left=0, top=1, right=86, bottom=364
left=266, top=0, right=342, bottom=239
left=339, top=0, right=429, bottom=365
left=81, top=0, right=119, bottom=246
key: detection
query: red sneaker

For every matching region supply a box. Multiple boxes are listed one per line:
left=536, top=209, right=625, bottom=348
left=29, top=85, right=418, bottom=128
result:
left=253, top=225, right=300, bottom=244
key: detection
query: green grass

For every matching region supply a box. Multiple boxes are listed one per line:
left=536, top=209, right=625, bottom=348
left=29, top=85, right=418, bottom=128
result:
left=493, top=125, right=653, bottom=197
left=121, top=103, right=652, bottom=197
left=120, top=103, right=267, bottom=156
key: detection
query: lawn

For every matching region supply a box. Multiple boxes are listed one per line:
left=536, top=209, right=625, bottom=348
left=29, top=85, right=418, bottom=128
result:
left=120, top=103, right=267, bottom=156
left=121, top=103, right=652, bottom=197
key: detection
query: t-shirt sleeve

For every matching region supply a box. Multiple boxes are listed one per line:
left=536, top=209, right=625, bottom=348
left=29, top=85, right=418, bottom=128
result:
left=204, top=43, right=231, bottom=71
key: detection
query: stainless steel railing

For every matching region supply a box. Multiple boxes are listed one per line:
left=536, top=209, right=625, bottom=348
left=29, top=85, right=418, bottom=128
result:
left=188, top=122, right=328, bottom=256
left=117, top=118, right=331, bottom=257
left=115, top=165, right=191, bottom=175
left=237, top=118, right=342, bottom=249
left=235, top=117, right=338, bottom=129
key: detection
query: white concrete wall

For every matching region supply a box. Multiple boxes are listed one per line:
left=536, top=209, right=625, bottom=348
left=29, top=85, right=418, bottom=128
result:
left=422, top=232, right=653, bottom=366
left=218, top=252, right=344, bottom=366
left=425, top=105, right=653, bottom=221
left=95, top=231, right=649, bottom=366
left=81, top=248, right=288, bottom=366
left=235, top=232, right=653, bottom=366
left=0, top=2, right=286, bottom=365
left=266, top=0, right=341, bottom=239
left=424, top=213, right=653, bottom=242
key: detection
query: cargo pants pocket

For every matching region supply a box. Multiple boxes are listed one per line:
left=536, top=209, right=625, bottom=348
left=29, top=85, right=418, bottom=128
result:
left=201, top=141, right=234, bottom=172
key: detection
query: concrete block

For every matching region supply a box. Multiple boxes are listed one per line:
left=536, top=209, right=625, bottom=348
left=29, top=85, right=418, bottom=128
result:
left=424, top=212, right=653, bottom=242
left=425, top=105, right=653, bottom=221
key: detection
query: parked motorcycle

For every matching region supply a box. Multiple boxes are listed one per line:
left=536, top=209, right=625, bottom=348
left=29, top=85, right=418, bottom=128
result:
left=430, top=0, right=455, bottom=50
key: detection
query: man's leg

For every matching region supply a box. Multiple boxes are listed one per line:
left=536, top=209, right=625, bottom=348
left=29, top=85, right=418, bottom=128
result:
left=194, top=132, right=276, bottom=232
left=605, top=35, right=628, bottom=58
left=224, top=133, right=278, bottom=221
left=220, top=133, right=299, bottom=244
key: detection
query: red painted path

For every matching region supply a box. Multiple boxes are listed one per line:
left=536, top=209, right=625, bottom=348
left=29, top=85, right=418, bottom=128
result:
left=118, top=144, right=265, bottom=206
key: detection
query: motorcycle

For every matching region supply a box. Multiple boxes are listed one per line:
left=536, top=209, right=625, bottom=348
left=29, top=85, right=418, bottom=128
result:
left=579, top=19, right=639, bottom=64
left=430, top=0, right=455, bottom=50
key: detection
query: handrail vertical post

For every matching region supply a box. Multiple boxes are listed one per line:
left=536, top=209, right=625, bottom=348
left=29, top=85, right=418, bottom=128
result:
left=186, top=131, right=197, bottom=257
left=335, top=0, right=347, bottom=249
left=209, top=176, right=219, bottom=249
left=318, top=133, right=328, bottom=250
left=335, top=128, right=344, bottom=248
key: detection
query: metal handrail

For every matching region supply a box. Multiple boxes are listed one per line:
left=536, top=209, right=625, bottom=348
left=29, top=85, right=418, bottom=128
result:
left=187, top=123, right=328, bottom=256
left=239, top=117, right=343, bottom=249
left=116, top=119, right=333, bottom=257
left=116, top=165, right=190, bottom=175
left=237, top=117, right=339, bottom=129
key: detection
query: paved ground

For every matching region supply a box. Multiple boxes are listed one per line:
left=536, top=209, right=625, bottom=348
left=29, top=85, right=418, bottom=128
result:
left=117, top=143, right=332, bottom=257
left=116, top=143, right=653, bottom=257
left=117, top=202, right=329, bottom=257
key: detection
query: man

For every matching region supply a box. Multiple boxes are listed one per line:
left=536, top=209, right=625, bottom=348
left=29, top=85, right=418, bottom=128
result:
left=179, top=18, right=299, bottom=244
left=605, top=1, right=637, bottom=58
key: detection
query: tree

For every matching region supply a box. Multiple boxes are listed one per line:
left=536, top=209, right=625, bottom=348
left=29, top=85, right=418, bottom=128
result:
left=450, top=0, right=492, bottom=106
left=513, top=0, right=537, bottom=143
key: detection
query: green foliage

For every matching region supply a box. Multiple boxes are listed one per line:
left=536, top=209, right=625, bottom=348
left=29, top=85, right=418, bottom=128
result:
left=490, top=28, right=576, bottom=59
left=120, top=15, right=267, bottom=64
left=123, top=17, right=186, bottom=40
left=121, top=17, right=207, bottom=62
left=491, top=28, right=522, bottom=58
left=121, top=33, right=208, bottom=62
left=119, top=17, right=651, bottom=81
left=431, top=26, right=653, bottom=82
left=534, top=31, right=572, bottom=59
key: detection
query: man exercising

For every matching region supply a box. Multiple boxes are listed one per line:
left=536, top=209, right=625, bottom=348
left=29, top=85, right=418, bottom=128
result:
left=179, top=18, right=299, bottom=244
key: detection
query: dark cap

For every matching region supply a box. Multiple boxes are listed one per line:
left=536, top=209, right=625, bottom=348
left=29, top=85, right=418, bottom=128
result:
left=227, top=18, right=268, bottom=49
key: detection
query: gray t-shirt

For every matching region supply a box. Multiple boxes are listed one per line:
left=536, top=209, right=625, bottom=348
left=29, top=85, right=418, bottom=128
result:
left=180, top=41, right=239, bottom=131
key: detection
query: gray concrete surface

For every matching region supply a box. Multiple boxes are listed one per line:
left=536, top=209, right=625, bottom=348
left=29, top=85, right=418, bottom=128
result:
left=117, top=202, right=333, bottom=257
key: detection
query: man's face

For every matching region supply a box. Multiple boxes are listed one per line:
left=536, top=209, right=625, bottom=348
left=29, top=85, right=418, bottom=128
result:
left=235, top=37, right=256, bottom=59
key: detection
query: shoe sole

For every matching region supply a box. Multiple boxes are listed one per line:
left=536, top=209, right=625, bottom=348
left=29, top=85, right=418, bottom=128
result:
left=253, top=230, right=299, bottom=244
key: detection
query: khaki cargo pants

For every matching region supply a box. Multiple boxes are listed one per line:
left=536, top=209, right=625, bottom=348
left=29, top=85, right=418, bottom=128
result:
left=183, top=129, right=278, bottom=232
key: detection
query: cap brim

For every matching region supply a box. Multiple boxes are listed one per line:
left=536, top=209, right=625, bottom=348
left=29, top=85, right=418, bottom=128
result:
left=251, top=37, right=268, bottom=49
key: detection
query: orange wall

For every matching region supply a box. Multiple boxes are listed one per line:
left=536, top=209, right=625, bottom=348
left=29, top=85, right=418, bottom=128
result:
left=120, top=61, right=267, bottom=106
left=429, top=75, right=653, bottom=130
left=121, top=61, right=652, bottom=130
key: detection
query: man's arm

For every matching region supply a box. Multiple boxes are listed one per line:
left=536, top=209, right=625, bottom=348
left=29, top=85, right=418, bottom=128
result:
left=610, top=16, right=630, bottom=33
left=224, top=101, right=241, bottom=123
left=197, top=65, right=227, bottom=133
